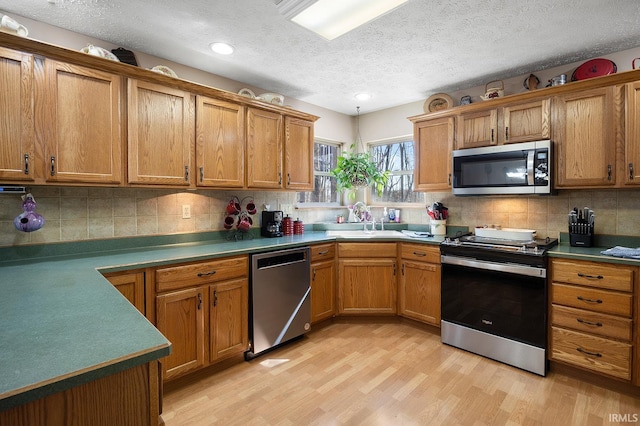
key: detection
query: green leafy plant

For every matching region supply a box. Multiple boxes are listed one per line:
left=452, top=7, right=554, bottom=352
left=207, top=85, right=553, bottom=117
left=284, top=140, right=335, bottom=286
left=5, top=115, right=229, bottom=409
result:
left=331, top=144, right=390, bottom=200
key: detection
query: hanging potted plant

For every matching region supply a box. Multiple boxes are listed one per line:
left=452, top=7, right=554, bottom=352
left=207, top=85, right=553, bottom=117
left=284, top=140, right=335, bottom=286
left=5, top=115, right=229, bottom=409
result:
left=331, top=107, right=390, bottom=199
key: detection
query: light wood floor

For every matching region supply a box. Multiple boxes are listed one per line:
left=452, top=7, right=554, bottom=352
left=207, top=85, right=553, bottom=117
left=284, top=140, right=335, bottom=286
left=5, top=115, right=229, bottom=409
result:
left=162, top=320, right=640, bottom=425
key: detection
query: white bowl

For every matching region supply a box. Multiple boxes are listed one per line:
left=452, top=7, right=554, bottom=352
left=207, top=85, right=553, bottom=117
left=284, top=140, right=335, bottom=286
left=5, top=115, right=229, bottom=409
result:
left=258, top=93, right=284, bottom=105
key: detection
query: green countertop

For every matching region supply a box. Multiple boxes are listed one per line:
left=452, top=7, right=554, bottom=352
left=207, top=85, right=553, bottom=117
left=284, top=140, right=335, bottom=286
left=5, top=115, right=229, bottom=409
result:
left=1, top=227, right=637, bottom=411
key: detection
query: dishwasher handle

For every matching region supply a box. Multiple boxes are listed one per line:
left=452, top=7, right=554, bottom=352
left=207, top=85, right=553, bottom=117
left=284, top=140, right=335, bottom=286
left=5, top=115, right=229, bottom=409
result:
left=254, top=247, right=309, bottom=270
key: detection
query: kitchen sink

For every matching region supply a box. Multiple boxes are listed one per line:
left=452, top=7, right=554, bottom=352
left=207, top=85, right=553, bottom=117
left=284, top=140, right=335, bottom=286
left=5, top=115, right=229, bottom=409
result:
left=325, top=230, right=405, bottom=238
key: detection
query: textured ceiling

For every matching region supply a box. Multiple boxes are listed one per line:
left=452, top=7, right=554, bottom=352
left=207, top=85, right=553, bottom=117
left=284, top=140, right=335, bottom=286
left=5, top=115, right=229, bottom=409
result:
left=1, top=0, right=640, bottom=115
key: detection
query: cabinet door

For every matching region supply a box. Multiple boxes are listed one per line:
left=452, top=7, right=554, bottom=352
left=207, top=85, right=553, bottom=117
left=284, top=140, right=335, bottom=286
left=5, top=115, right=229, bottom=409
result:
left=156, top=287, right=205, bottom=380
left=0, top=47, right=34, bottom=182
left=128, top=79, right=192, bottom=186
left=502, top=99, right=550, bottom=144
left=624, top=81, right=640, bottom=185
left=196, top=96, right=245, bottom=188
left=456, top=108, right=498, bottom=148
left=209, top=278, right=248, bottom=362
left=311, top=259, right=336, bottom=323
left=246, top=108, right=283, bottom=188
left=553, top=87, right=617, bottom=187
left=414, top=116, right=453, bottom=191
left=399, top=260, right=440, bottom=325
left=103, top=271, right=145, bottom=315
left=284, top=117, right=314, bottom=190
left=45, top=60, right=122, bottom=184
left=338, top=258, right=396, bottom=315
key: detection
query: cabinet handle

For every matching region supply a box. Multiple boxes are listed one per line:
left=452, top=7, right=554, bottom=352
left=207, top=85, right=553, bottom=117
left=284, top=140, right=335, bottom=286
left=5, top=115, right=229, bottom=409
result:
left=50, top=156, right=56, bottom=176
left=278, top=172, right=282, bottom=185
left=577, top=296, right=603, bottom=304
left=576, top=347, right=602, bottom=358
left=607, top=164, right=612, bottom=181
left=401, top=263, right=405, bottom=276
left=576, top=318, right=603, bottom=327
left=448, top=173, right=451, bottom=186
left=577, top=272, right=603, bottom=280
left=505, top=126, right=509, bottom=141
left=287, top=173, right=291, bottom=185
left=317, top=250, right=329, bottom=256
left=200, top=166, right=204, bottom=182
left=491, top=128, right=495, bottom=142
left=24, top=154, right=29, bottom=175
left=197, top=270, right=216, bottom=277
left=197, top=292, right=202, bottom=310
left=312, top=267, right=316, bottom=281
left=185, top=165, right=190, bottom=182
left=213, top=290, right=217, bottom=307
left=393, top=262, right=396, bottom=276
left=630, top=163, right=634, bottom=180
left=412, top=251, right=426, bottom=257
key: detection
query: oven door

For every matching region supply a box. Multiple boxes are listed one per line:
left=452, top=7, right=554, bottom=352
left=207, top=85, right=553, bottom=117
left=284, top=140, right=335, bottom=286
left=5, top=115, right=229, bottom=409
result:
left=441, top=255, right=547, bottom=348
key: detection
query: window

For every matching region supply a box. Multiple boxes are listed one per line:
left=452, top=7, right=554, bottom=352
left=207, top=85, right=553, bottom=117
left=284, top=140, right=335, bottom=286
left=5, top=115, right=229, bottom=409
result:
left=297, top=139, right=341, bottom=205
left=369, top=138, right=423, bottom=203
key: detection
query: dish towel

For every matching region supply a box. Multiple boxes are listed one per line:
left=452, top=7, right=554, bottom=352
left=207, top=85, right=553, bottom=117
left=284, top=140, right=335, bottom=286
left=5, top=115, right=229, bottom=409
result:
left=600, top=246, right=640, bottom=259
left=401, top=230, right=433, bottom=238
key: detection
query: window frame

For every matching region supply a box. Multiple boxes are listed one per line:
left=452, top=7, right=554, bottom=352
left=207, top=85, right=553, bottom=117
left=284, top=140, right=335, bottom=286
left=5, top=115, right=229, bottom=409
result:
left=296, top=138, right=343, bottom=207
left=366, top=135, right=424, bottom=205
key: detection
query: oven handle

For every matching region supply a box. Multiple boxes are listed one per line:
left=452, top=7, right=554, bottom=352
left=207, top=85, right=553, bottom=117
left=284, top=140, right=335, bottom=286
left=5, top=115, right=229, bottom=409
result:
left=441, top=255, right=546, bottom=278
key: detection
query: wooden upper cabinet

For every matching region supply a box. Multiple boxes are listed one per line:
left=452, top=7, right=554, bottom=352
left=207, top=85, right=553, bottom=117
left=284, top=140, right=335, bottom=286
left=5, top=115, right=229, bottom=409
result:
left=413, top=116, right=453, bottom=191
left=246, top=107, right=283, bottom=188
left=456, top=99, right=550, bottom=149
left=284, top=117, right=314, bottom=190
left=456, top=108, right=497, bottom=149
left=128, top=79, right=193, bottom=186
left=44, top=60, right=122, bottom=184
left=553, top=86, right=617, bottom=187
left=196, top=96, right=245, bottom=188
left=0, top=47, right=34, bottom=182
left=502, top=99, right=550, bottom=144
left=624, top=81, right=640, bottom=185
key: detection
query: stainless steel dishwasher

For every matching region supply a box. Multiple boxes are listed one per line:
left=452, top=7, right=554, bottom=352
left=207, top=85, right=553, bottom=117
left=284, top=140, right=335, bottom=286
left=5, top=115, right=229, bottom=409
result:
left=246, top=246, right=311, bottom=359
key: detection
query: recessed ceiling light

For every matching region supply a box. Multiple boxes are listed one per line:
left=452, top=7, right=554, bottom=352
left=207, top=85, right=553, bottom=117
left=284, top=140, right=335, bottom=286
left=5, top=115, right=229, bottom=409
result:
left=210, top=42, right=234, bottom=55
left=355, top=93, right=372, bottom=101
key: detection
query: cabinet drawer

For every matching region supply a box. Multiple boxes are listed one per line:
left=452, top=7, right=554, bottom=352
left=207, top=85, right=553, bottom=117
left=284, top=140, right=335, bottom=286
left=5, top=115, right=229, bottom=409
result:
left=400, top=243, right=440, bottom=263
left=310, top=243, right=335, bottom=261
left=550, top=326, right=631, bottom=380
left=551, top=259, right=633, bottom=292
left=551, top=304, right=632, bottom=341
left=338, top=242, right=396, bottom=258
left=550, top=283, right=632, bottom=317
left=156, top=255, right=248, bottom=292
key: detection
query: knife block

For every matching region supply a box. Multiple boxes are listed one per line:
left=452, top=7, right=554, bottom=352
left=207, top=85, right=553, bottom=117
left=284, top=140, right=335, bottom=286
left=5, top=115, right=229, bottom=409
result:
left=569, top=232, right=593, bottom=247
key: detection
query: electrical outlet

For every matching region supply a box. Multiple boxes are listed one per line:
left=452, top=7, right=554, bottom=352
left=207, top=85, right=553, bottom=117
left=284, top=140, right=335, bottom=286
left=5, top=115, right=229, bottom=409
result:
left=182, top=204, right=191, bottom=219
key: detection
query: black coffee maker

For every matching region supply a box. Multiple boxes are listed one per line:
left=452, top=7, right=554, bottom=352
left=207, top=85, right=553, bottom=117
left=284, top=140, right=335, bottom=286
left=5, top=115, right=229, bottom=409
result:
left=261, top=211, right=283, bottom=237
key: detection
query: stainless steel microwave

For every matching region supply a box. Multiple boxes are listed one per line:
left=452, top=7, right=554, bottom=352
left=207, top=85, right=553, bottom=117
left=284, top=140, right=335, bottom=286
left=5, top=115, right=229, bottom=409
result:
left=452, top=140, right=552, bottom=195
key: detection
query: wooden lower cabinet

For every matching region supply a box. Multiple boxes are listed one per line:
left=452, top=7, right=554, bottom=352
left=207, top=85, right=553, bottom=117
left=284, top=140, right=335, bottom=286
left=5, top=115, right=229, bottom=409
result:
left=398, top=244, right=441, bottom=326
left=0, top=361, right=161, bottom=426
left=337, top=243, right=397, bottom=315
left=549, top=258, right=635, bottom=382
left=103, top=270, right=145, bottom=314
left=310, top=243, right=336, bottom=323
left=153, top=255, right=249, bottom=381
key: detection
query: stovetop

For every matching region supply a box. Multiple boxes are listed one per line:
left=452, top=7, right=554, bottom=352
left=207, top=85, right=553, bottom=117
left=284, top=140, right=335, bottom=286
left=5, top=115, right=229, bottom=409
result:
left=440, top=233, right=558, bottom=266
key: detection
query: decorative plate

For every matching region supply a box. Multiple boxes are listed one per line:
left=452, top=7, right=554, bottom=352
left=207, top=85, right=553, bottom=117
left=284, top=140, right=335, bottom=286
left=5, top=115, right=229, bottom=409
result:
left=150, top=65, right=178, bottom=78
left=424, top=93, right=454, bottom=113
left=571, top=58, right=617, bottom=81
left=80, top=45, right=120, bottom=62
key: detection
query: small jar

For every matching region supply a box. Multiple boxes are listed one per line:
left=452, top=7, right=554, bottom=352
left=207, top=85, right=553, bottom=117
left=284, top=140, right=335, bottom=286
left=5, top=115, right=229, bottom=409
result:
left=293, top=218, right=304, bottom=235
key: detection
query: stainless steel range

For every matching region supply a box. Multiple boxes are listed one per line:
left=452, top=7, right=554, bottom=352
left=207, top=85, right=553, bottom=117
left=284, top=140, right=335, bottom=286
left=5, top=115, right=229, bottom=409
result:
left=440, top=230, right=557, bottom=376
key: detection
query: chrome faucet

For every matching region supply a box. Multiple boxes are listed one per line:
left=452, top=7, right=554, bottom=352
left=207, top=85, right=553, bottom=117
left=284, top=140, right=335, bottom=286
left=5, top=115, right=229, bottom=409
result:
left=363, top=218, right=375, bottom=233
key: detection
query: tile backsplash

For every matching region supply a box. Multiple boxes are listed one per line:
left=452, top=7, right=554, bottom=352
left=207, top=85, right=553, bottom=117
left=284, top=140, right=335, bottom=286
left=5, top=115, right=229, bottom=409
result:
left=1, top=187, right=639, bottom=247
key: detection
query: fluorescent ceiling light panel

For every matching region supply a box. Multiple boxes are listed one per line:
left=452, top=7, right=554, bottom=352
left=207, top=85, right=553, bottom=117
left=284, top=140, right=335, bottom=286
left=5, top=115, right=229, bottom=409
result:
left=283, top=0, right=409, bottom=40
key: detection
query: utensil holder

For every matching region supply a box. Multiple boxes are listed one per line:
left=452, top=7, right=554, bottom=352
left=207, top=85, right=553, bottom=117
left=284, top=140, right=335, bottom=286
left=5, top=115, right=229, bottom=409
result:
left=430, top=219, right=446, bottom=236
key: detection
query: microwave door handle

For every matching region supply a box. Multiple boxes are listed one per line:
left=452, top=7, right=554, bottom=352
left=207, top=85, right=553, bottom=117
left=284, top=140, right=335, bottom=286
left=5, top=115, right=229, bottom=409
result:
left=527, top=150, right=535, bottom=185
